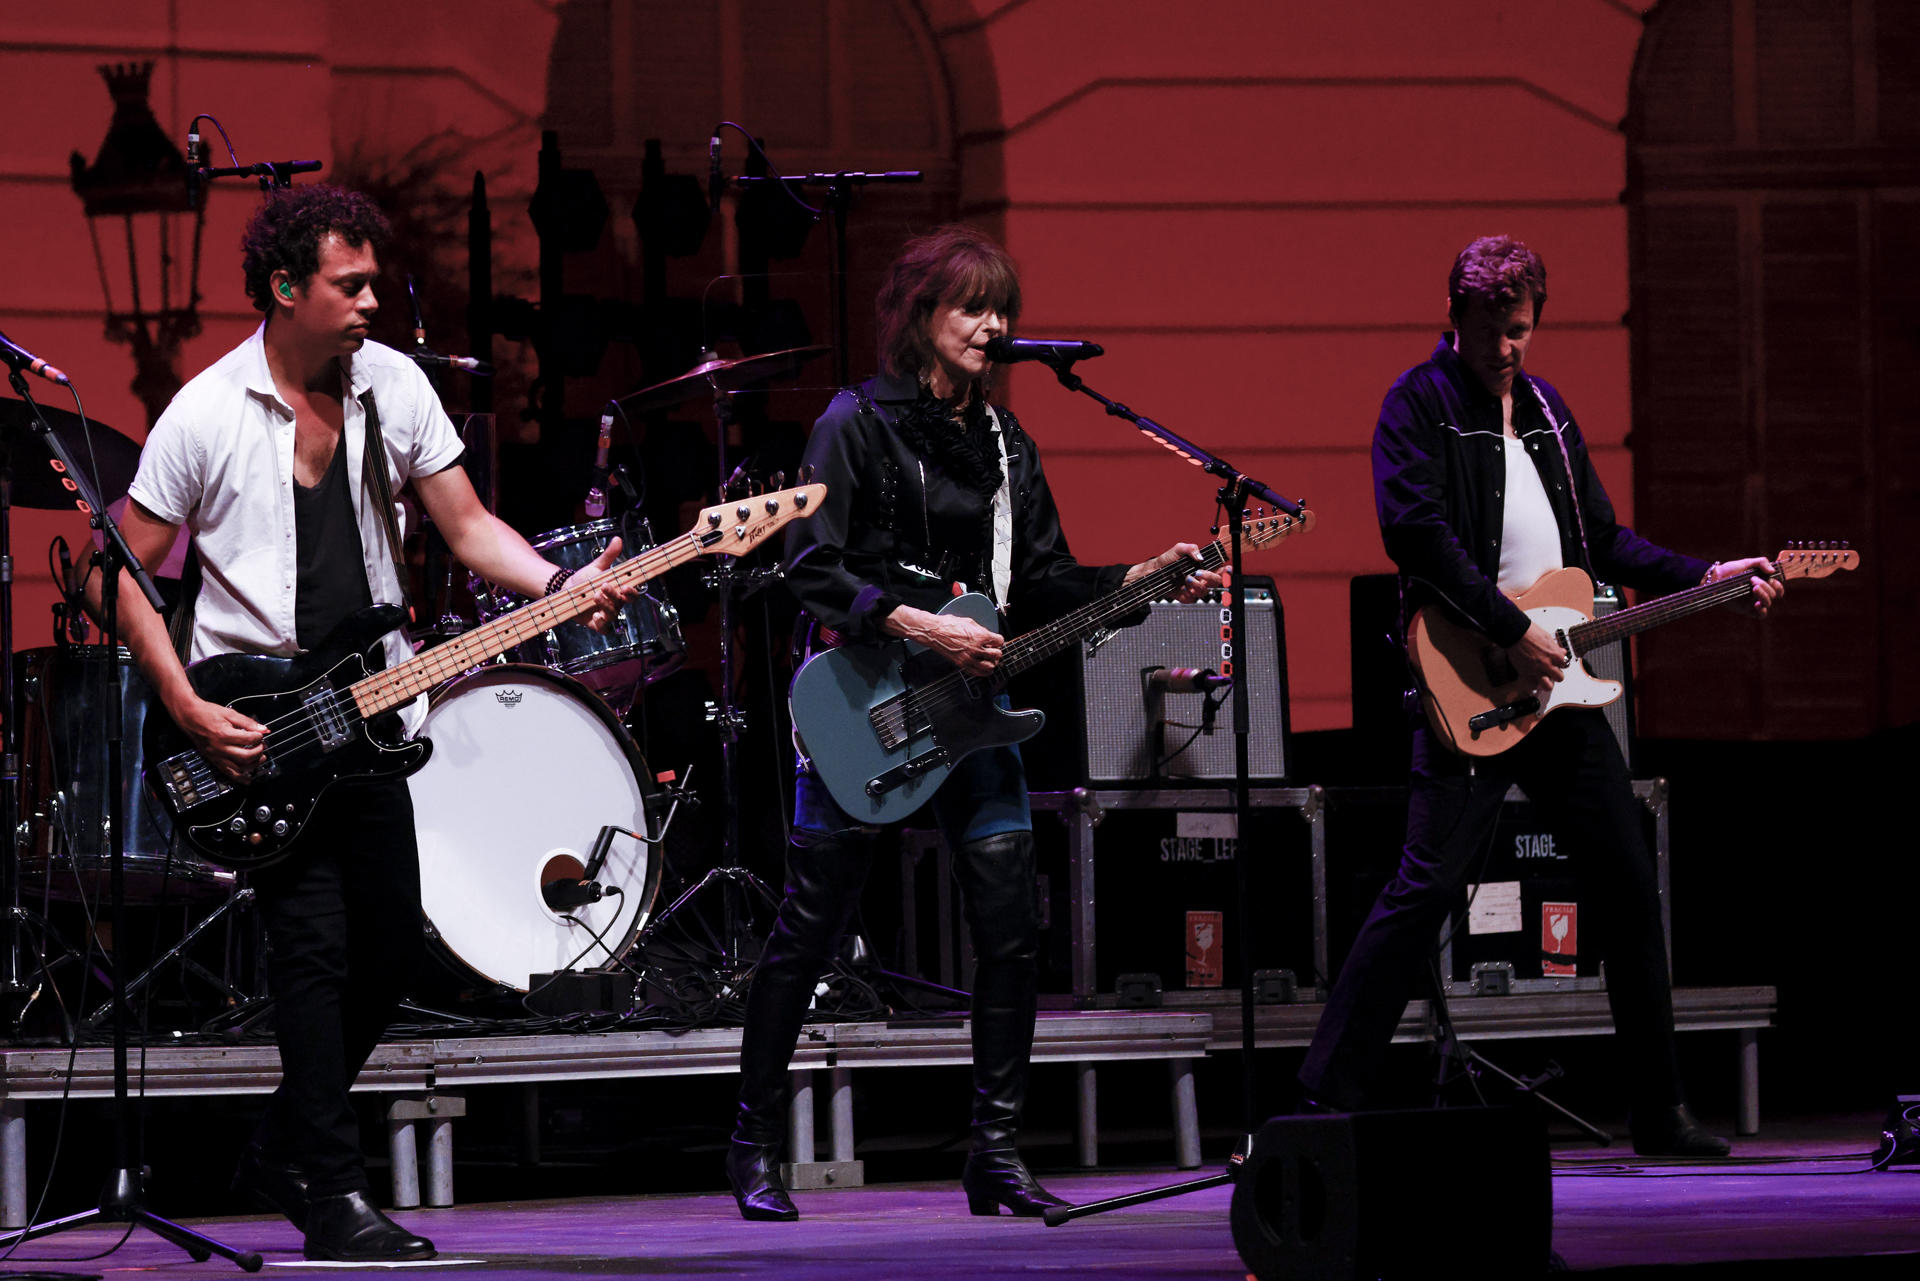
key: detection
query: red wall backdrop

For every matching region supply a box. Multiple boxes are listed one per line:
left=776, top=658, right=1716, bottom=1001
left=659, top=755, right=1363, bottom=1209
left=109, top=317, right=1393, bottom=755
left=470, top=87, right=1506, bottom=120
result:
left=8, top=0, right=1661, bottom=734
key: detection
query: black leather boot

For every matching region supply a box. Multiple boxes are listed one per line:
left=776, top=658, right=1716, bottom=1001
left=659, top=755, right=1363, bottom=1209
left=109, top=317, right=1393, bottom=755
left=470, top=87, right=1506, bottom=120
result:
left=1630, top=1103, right=1732, bottom=1158
left=728, top=833, right=873, bottom=1222
left=725, top=1138, right=798, bottom=1222
left=302, top=1190, right=435, bottom=1261
left=954, top=831, right=1068, bottom=1217
left=231, top=1142, right=310, bottom=1231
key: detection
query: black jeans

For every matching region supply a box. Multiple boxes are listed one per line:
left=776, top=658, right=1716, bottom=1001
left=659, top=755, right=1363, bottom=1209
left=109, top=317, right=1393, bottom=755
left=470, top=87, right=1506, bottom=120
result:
left=249, top=777, right=423, bottom=1195
left=1301, top=710, right=1682, bottom=1111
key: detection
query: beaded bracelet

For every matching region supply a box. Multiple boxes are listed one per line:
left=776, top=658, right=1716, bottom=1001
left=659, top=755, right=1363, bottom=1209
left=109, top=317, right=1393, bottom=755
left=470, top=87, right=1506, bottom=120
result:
left=545, top=566, right=572, bottom=597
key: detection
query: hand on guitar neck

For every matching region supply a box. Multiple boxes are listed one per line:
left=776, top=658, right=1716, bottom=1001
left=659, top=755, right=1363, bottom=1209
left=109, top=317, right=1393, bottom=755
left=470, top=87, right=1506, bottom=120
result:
left=1703, top=555, right=1786, bottom=614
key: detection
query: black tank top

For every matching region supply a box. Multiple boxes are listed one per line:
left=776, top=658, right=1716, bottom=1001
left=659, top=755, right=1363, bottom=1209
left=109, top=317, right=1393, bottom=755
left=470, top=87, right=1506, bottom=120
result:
left=293, top=437, right=373, bottom=650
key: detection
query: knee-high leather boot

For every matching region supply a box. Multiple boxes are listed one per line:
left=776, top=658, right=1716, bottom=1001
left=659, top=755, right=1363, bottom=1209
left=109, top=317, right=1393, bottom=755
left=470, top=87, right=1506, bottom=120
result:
left=728, top=833, right=872, bottom=1222
left=952, top=830, right=1069, bottom=1217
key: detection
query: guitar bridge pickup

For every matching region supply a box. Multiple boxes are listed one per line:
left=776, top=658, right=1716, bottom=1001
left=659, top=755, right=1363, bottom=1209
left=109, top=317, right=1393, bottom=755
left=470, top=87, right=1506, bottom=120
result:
left=157, top=751, right=232, bottom=810
left=1468, top=695, right=1541, bottom=735
left=866, top=747, right=949, bottom=798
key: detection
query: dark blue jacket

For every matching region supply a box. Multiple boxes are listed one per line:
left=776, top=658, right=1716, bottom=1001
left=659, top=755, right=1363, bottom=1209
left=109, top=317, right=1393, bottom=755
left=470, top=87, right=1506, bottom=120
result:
left=1373, top=337, right=1707, bottom=648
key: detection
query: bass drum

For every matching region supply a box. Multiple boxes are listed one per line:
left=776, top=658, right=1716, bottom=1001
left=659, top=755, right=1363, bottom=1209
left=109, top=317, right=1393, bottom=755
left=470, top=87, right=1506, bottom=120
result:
left=410, top=664, right=662, bottom=996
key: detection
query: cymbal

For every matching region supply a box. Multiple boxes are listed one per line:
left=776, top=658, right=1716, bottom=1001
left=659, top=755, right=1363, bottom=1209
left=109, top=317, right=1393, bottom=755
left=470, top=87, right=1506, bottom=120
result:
left=616, top=344, right=830, bottom=414
left=0, top=397, right=143, bottom=511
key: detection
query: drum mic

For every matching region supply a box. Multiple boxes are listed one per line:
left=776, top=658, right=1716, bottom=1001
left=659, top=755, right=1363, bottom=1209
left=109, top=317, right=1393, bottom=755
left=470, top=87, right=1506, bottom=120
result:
left=542, top=823, right=641, bottom=911
left=542, top=877, right=605, bottom=911
left=586, top=407, right=614, bottom=518
left=1143, top=666, right=1232, bottom=695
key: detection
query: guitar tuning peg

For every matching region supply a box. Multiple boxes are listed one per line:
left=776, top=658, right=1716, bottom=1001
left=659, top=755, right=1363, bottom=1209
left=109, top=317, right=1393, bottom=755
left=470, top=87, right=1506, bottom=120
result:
left=801, top=463, right=816, bottom=483
left=771, top=470, right=786, bottom=490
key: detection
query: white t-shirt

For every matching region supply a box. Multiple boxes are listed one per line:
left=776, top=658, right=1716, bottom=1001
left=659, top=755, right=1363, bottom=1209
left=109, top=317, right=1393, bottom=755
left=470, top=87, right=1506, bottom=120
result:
left=127, top=326, right=463, bottom=729
left=1497, top=433, right=1563, bottom=594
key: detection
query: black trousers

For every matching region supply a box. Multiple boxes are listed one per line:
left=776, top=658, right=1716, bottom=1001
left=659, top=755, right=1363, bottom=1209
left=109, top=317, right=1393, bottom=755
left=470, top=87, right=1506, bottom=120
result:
left=1300, top=710, right=1683, bottom=1111
left=248, top=777, right=423, bottom=1195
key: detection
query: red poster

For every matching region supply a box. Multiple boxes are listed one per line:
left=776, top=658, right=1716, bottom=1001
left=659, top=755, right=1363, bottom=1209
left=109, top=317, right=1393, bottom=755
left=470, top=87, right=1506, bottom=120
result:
left=1186, top=911, right=1224, bottom=988
left=1542, top=901, right=1578, bottom=977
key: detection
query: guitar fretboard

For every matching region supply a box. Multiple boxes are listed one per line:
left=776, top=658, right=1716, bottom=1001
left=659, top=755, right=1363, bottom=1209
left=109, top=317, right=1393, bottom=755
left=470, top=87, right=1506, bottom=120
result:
left=347, top=533, right=705, bottom=717
left=1569, top=570, right=1768, bottom=653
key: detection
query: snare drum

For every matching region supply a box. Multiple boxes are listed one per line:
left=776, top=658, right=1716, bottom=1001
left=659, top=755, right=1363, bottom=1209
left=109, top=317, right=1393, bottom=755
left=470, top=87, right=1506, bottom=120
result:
left=15, top=646, right=233, bottom=901
left=475, top=516, right=683, bottom=710
left=410, top=664, right=664, bottom=996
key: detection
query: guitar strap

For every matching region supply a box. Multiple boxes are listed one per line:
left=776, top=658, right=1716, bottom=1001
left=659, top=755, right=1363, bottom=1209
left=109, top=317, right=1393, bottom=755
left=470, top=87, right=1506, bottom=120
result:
left=358, top=390, right=416, bottom=626
left=1523, top=376, right=1594, bottom=576
left=167, top=540, right=201, bottom=664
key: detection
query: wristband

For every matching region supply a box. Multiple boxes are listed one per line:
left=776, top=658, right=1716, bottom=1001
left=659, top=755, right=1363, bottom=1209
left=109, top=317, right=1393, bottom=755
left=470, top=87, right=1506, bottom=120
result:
left=545, top=566, right=572, bottom=597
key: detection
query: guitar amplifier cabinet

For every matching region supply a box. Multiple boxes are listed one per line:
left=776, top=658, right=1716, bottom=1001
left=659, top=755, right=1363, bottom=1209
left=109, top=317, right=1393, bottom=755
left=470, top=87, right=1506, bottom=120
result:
left=1017, top=578, right=1290, bottom=790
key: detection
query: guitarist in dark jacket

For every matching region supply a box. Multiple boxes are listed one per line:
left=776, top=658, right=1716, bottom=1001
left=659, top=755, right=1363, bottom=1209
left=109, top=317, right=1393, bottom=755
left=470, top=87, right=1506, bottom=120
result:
left=726, top=225, right=1219, bottom=1222
left=1297, top=235, right=1781, bottom=1154
left=90, top=187, right=630, bottom=1260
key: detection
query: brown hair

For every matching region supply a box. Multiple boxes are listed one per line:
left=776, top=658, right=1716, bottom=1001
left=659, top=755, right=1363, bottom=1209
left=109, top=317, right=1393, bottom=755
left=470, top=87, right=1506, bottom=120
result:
left=1447, top=235, right=1547, bottom=323
left=874, top=225, right=1022, bottom=380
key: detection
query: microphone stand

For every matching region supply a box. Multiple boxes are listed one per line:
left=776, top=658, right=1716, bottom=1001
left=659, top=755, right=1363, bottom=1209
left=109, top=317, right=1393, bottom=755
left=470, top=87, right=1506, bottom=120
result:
left=0, top=372, right=262, bottom=1270
left=1030, top=356, right=1306, bottom=1228
left=193, top=158, right=322, bottom=193
left=733, top=169, right=920, bottom=388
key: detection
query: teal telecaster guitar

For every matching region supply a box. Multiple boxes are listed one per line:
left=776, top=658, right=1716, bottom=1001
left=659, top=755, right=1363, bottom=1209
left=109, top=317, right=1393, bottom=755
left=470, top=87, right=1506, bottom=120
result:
left=789, top=507, right=1314, bottom=825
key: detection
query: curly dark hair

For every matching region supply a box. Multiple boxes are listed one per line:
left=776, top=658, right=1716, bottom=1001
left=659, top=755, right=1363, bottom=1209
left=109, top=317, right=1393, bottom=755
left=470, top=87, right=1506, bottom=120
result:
left=875, top=224, right=1022, bottom=380
left=240, top=185, right=393, bottom=314
left=1448, top=235, right=1547, bottom=323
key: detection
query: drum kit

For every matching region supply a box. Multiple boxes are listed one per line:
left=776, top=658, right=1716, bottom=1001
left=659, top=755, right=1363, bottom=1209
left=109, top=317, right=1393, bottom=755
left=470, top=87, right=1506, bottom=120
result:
left=1, top=344, right=825, bottom=1031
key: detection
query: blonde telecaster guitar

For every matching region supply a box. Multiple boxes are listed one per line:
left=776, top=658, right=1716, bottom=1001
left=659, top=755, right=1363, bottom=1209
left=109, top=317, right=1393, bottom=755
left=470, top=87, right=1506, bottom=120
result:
left=1408, top=543, right=1860, bottom=757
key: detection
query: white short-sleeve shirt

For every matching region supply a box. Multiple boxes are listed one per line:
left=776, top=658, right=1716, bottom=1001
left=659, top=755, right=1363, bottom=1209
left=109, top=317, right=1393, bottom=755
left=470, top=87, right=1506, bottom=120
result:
left=127, top=325, right=463, bottom=727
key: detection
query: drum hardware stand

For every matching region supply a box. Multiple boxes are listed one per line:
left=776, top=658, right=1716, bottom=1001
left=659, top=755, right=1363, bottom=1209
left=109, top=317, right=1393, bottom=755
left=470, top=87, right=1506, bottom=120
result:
left=0, top=369, right=262, bottom=1270
left=81, top=883, right=260, bottom=1033
left=0, top=440, right=39, bottom=1032
left=1015, top=356, right=1309, bottom=1229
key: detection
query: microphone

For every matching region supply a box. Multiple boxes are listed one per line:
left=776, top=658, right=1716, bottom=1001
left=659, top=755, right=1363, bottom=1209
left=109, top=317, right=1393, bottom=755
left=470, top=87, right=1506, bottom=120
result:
left=709, top=132, right=724, bottom=212
left=185, top=123, right=205, bottom=210
left=542, top=877, right=605, bottom=911
left=585, top=408, right=614, bottom=518
left=0, top=330, right=70, bottom=385
left=542, top=826, right=622, bottom=911
left=407, top=273, right=426, bottom=350
left=981, top=336, right=1104, bottom=365
left=410, top=352, right=493, bottom=375
left=1144, top=666, right=1232, bottom=695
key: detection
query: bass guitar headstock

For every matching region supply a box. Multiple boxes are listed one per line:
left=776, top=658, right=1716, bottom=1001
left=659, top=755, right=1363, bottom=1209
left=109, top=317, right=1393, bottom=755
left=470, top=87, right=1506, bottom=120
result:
left=692, top=481, right=827, bottom=557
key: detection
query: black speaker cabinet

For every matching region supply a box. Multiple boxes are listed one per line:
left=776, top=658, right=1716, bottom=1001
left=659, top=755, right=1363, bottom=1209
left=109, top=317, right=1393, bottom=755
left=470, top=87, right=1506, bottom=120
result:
left=1230, top=1106, right=1551, bottom=1281
left=1017, top=577, right=1289, bottom=789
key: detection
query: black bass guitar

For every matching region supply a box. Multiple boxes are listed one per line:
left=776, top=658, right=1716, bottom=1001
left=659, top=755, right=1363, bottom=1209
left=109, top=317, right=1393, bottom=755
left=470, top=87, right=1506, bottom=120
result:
left=145, top=484, right=823, bottom=868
